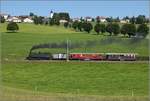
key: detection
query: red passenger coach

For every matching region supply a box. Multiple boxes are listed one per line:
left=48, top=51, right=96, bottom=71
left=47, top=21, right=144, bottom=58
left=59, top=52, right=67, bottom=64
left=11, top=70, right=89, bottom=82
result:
left=69, top=53, right=104, bottom=60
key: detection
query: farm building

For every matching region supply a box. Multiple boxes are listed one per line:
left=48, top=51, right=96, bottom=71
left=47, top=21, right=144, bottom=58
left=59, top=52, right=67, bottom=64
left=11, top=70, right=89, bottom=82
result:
left=23, top=18, right=33, bottom=23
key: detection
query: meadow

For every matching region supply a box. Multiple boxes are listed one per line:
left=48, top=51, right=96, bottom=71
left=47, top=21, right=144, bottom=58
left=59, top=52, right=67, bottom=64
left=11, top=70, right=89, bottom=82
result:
left=0, top=23, right=149, bottom=101
left=0, top=23, right=149, bottom=61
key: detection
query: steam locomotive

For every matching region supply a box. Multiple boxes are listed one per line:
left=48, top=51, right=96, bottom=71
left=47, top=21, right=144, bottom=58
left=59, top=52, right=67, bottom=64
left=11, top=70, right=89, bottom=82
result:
left=26, top=52, right=137, bottom=61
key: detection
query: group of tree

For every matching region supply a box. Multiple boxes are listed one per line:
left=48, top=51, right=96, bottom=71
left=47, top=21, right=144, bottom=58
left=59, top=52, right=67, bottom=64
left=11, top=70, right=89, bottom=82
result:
left=105, top=15, right=149, bottom=24
left=32, top=12, right=70, bottom=26
left=130, top=15, right=149, bottom=24
left=29, top=12, right=44, bottom=25
left=124, top=15, right=149, bottom=24
left=72, top=21, right=93, bottom=33
left=105, top=17, right=120, bottom=23
left=71, top=20, right=149, bottom=38
left=95, top=23, right=149, bottom=38
left=49, top=12, right=70, bottom=26
left=32, top=15, right=44, bottom=25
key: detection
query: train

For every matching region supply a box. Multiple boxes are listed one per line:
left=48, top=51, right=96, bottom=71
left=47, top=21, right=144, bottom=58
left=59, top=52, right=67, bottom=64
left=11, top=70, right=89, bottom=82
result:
left=26, top=52, right=137, bottom=61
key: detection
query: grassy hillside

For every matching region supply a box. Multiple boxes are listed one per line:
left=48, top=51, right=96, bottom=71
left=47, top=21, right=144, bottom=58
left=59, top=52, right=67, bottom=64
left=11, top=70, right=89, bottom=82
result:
left=0, top=23, right=149, bottom=61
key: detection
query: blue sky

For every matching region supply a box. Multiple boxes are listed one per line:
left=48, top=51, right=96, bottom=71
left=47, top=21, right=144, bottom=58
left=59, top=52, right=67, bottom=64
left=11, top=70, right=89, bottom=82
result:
left=1, top=1, right=149, bottom=18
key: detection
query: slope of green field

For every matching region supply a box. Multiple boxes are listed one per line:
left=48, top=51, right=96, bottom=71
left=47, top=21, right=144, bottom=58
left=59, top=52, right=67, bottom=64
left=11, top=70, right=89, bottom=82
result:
left=0, top=23, right=149, bottom=61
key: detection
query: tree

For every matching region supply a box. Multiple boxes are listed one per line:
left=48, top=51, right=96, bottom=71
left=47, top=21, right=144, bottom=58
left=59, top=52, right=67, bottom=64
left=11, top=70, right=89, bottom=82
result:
left=94, top=23, right=101, bottom=34
left=127, top=24, right=136, bottom=37
left=38, top=16, right=44, bottom=25
left=136, top=15, right=146, bottom=24
left=106, top=23, right=113, bottom=35
left=72, top=21, right=79, bottom=30
left=123, top=16, right=129, bottom=20
left=29, top=12, right=34, bottom=17
left=83, top=22, right=93, bottom=33
left=0, top=16, right=5, bottom=23
left=121, top=24, right=128, bottom=36
left=94, top=23, right=106, bottom=34
left=52, top=13, right=60, bottom=25
left=130, top=16, right=136, bottom=24
left=33, top=15, right=39, bottom=25
left=49, top=18, right=54, bottom=26
left=121, top=24, right=136, bottom=37
left=100, top=24, right=106, bottom=33
left=112, top=23, right=120, bottom=35
left=64, top=22, right=69, bottom=28
left=59, top=12, right=70, bottom=21
left=7, top=22, right=19, bottom=32
left=145, top=18, right=149, bottom=23
left=33, top=15, right=44, bottom=25
left=137, top=24, right=149, bottom=38
left=106, top=23, right=120, bottom=36
left=106, top=17, right=113, bottom=22
left=77, top=22, right=83, bottom=31
left=96, top=16, right=100, bottom=23
left=114, top=17, right=120, bottom=22
left=45, top=21, right=48, bottom=25
left=92, top=18, right=95, bottom=22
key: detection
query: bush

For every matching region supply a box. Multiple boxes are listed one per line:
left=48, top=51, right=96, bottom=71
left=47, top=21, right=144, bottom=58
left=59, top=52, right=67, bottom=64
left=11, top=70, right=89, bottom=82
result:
left=7, top=22, right=19, bottom=32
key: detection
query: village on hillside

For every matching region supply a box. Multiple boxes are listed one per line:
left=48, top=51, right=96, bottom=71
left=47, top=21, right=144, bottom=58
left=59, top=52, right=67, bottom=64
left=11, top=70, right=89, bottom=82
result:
left=1, top=10, right=149, bottom=24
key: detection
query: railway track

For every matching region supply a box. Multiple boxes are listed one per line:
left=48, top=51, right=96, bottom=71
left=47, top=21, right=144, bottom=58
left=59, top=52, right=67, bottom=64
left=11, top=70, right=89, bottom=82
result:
left=1, top=59, right=149, bottom=64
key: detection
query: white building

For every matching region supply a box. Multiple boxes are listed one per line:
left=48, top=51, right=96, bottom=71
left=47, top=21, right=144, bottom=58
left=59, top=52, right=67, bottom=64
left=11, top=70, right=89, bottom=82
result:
left=6, top=16, right=22, bottom=23
left=59, top=19, right=68, bottom=23
left=100, top=18, right=106, bottom=22
left=0, top=13, right=9, bottom=20
left=85, top=17, right=92, bottom=22
left=96, top=16, right=107, bottom=23
left=72, top=18, right=81, bottom=22
left=120, top=19, right=130, bottom=24
left=23, top=18, right=33, bottom=23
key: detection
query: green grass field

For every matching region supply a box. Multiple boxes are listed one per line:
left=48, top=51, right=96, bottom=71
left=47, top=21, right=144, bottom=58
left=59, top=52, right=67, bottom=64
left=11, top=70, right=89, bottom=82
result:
left=0, top=23, right=149, bottom=101
left=0, top=23, right=149, bottom=61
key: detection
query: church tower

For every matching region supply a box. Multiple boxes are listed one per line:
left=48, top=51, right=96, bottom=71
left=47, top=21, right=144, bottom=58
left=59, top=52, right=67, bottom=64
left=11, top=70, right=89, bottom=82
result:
left=50, top=10, right=54, bottom=18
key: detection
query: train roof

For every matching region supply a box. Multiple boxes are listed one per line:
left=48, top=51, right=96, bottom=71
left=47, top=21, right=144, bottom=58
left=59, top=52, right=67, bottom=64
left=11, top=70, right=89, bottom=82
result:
left=105, top=53, right=138, bottom=55
left=70, top=53, right=138, bottom=55
left=70, top=53, right=104, bottom=54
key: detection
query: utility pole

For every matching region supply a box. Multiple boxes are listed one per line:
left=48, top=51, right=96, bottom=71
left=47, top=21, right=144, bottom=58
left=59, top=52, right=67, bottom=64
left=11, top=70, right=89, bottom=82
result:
left=66, top=39, right=69, bottom=62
